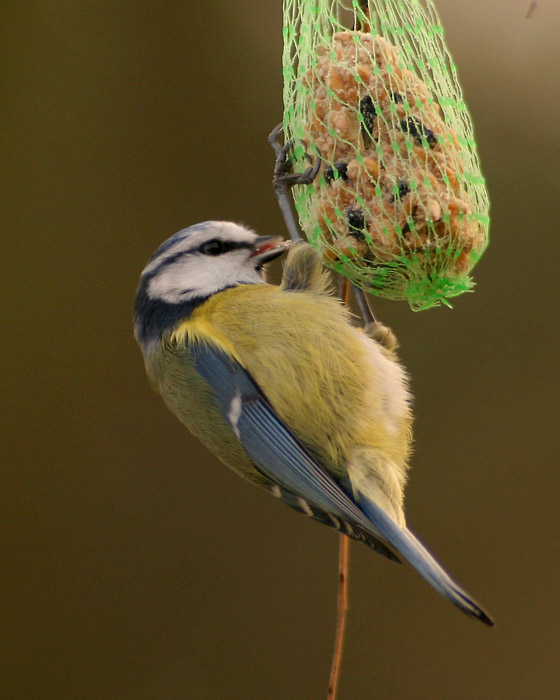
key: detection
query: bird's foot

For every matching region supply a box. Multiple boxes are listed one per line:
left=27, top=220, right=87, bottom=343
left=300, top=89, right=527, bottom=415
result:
left=268, top=123, right=321, bottom=192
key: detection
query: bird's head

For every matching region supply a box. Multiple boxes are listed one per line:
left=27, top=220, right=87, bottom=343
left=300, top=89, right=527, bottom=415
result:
left=134, top=221, right=288, bottom=348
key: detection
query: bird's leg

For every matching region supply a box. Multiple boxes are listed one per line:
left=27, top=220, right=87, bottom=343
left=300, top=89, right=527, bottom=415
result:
left=268, top=123, right=321, bottom=243
left=354, top=286, right=399, bottom=352
left=269, top=123, right=321, bottom=187
left=353, top=0, right=371, bottom=32
left=353, top=286, right=376, bottom=325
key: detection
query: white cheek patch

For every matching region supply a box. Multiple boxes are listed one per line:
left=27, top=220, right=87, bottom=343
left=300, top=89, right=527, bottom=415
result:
left=147, top=250, right=264, bottom=303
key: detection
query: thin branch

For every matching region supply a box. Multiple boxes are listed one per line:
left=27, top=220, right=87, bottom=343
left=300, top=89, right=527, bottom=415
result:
left=327, top=533, right=350, bottom=700
left=326, top=277, right=353, bottom=700
left=268, top=132, right=363, bottom=700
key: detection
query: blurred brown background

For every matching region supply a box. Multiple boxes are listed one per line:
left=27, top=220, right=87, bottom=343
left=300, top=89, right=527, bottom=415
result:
left=2, top=1, right=559, bottom=698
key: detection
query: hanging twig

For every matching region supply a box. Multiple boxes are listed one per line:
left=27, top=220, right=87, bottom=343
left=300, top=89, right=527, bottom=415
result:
left=269, top=128, right=366, bottom=700
left=328, top=533, right=350, bottom=700
left=327, top=276, right=353, bottom=700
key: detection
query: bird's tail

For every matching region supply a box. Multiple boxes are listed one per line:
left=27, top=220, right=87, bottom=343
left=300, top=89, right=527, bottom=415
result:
left=358, top=496, right=494, bottom=626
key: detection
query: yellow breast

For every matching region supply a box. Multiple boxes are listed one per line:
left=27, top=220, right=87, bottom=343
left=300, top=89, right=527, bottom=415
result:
left=171, top=284, right=411, bottom=477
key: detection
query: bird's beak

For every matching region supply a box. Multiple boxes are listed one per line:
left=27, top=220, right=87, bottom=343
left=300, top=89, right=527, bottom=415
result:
left=249, top=236, right=290, bottom=265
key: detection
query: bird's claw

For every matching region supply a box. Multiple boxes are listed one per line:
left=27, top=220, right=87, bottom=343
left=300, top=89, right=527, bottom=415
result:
left=268, top=124, right=321, bottom=192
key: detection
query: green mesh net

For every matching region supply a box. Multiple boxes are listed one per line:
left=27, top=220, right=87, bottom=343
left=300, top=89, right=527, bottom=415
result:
left=282, top=0, right=490, bottom=310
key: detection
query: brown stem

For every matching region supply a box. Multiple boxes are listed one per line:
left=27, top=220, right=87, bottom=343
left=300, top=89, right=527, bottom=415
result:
left=327, top=276, right=353, bottom=700
left=343, top=277, right=352, bottom=306
left=327, top=534, right=350, bottom=700
left=355, top=0, right=371, bottom=32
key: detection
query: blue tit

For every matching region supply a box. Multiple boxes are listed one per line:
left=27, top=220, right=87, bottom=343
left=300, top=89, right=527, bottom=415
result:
left=133, top=220, right=493, bottom=626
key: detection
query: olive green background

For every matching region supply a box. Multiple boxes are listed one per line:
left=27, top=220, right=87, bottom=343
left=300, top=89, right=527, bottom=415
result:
left=2, top=1, right=559, bottom=699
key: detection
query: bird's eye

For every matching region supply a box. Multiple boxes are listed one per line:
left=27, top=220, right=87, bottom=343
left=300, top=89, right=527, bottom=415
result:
left=199, top=239, right=226, bottom=256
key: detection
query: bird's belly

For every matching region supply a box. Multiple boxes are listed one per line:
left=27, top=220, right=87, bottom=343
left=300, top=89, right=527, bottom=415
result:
left=145, top=343, right=265, bottom=485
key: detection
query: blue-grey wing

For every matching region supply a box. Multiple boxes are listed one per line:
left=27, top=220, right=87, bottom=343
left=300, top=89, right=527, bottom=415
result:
left=190, top=342, right=494, bottom=626
left=191, top=341, right=399, bottom=561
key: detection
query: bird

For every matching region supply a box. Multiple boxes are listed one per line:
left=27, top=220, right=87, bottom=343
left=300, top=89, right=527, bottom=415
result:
left=133, top=220, right=493, bottom=626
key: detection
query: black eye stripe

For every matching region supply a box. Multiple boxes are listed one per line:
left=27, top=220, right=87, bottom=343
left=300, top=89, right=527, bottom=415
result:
left=147, top=239, right=254, bottom=276
left=199, top=239, right=225, bottom=255
left=198, top=239, right=253, bottom=255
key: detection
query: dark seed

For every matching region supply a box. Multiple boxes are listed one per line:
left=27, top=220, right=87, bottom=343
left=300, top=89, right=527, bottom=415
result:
left=324, top=161, right=349, bottom=185
left=424, top=127, right=437, bottom=146
left=359, top=96, right=377, bottom=140
left=391, top=178, right=410, bottom=201
left=346, top=207, right=366, bottom=238
left=400, top=117, right=437, bottom=148
left=391, top=92, right=404, bottom=103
